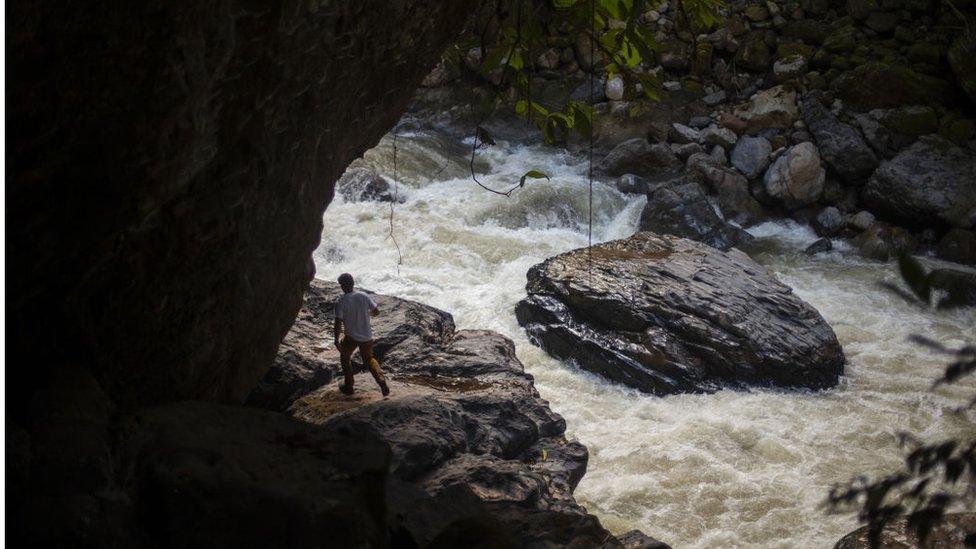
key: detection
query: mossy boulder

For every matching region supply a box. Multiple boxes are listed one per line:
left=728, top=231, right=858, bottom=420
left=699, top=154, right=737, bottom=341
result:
left=881, top=106, right=939, bottom=137
left=823, top=26, right=858, bottom=53
left=832, top=62, right=948, bottom=108
left=777, top=42, right=815, bottom=60
left=735, top=31, right=773, bottom=72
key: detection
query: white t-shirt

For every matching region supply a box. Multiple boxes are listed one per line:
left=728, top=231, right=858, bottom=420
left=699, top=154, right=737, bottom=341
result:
left=335, top=291, right=378, bottom=342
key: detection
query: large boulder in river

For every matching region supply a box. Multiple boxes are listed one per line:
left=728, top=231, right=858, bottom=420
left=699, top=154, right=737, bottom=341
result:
left=862, top=135, right=976, bottom=229
left=638, top=178, right=753, bottom=250
left=763, top=142, right=826, bottom=209
left=515, top=232, right=845, bottom=395
left=336, top=167, right=404, bottom=202
left=802, top=96, right=878, bottom=183
left=596, top=138, right=683, bottom=180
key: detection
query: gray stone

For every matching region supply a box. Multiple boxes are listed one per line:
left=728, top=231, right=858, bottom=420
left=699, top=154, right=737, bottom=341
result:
left=689, top=115, right=714, bottom=129
left=774, top=54, right=808, bottom=80
left=734, top=85, right=801, bottom=132
left=863, top=135, right=976, bottom=229
left=852, top=221, right=918, bottom=261
left=763, top=142, right=827, bottom=209
left=731, top=136, right=773, bottom=179
left=813, top=206, right=845, bottom=237
left=606, top=74, right=626, bottom=101
left=669, top=123, right=702, bottom=144
left=702, top=126, right=739, bottom=148
left=515, top=232, right=845, bottom=395
left=802, top=96, right=879, bottom=183
left=850, top=210, right=876, bottom=231
left=596, top=138, right=683, bottom=179
left=805, top=237, right=833, bottom=254
left=703, top=90, right=728, bottom=106
left=336, top=167, right=404, bottom=203
left=638, top=178, right=754, bottom=250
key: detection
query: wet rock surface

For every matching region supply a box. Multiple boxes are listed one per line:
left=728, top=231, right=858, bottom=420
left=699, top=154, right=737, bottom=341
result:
left=638, top=178, right=754, bottom=251
left=516, top=232, right=845, bottom=395
left=269, top=280, right=635, bottom=547
left=834, top=513, right=976, bottom=548
left=863, top=136, right=976, bottom=230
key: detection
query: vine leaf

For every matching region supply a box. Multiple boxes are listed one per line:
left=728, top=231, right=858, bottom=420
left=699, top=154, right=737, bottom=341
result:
left=519, top=170, right=550, bottom=187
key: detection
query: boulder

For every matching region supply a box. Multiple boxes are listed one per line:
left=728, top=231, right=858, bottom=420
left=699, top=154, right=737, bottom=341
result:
left=595, top=138, right=683, bottom=179
left=515, top=232, right=845, bottom=395
left=938, top=228, right=976, bottom=265
left=763, top=142, right=827, bottom=209
left=734, top=85, right=801, bottom=133
left=852, top=221, right=918, bottom=261
left=336, top=167, right=404, bottom=202
left=813, top=206, right=845, bottom=237
left=774, top=54, right=808, bottom=80
left=805, top=238, right=833, bottom=255
left=928, top=268, right=976, bottom=308
left=669, top=123, right=701, bottom=144
left=257, top=282, right=628, bottom=547
left=802, top=96, right=879, bottom=184
left=879, top=106, right=939, bottom=149
left=862, top=136, right=976, bottom=230
left=730, top=136, right=772, bottom=179
left=638, top=178, right=754, bottom=250
left=735, top=31, right=772, bottom=72
left=701, top=126, right=739, bottom=148
left=247, top=280, right=455, bottom=411
left=834, top=513, right=976, bottom=549
left=832, top=62, right=948, bottom=109
left=849, top=210, right=876, bottom=231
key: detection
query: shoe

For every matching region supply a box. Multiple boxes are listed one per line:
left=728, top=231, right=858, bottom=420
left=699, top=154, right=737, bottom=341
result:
left=339, top=383, right=354, bottom=395
left=379, top=380, right=390, bottom=397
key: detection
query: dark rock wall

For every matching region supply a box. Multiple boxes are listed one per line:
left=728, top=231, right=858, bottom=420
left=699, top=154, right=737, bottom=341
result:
left=7, top=0, right=475, bottom=409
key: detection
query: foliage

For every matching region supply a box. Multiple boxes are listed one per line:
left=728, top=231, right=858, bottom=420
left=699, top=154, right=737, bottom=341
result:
left=826, top=254, right=976, bottom=548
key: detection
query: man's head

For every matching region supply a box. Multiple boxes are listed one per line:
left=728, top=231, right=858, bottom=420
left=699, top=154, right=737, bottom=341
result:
left=338, top=273, right=355, bottom=293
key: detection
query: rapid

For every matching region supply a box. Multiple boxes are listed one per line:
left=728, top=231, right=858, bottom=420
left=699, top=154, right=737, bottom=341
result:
left=315, top=123, right=976, bottom=548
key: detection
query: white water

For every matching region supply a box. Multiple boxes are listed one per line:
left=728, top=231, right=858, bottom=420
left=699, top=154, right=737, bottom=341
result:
left=316, top=127, right=976, bottom=548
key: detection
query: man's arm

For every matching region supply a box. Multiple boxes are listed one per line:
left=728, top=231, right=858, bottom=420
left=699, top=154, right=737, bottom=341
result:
left=333, top=318, right=343, bottom=347
left=368, top=295, right=379, bottom=317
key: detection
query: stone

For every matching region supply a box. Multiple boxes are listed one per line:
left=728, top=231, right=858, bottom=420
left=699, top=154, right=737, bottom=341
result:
left=595, top=138, right=683, bottom=179
left=247, top=280, right=455, bottom=411
left=606, top=74, right=626, bottom=101
left=863, top=135, right=976, bottom=229
left=734, top=85, right=801, bottom=132
left=854, top=112, right=892, bottom=157
left=574, top=32, right=599, bottom=71
left=570, top=77, right=608, bottom=104
left=672, top=142, right=706, bottom=160
left=805, top=237, right=833, bottom=254
left=669, top=123, right=701, bottom=144
left=813, top=206, right=845, bottom=236
left=710, top=168, right=769, bottom=226
left=659, top=40, right=693, bottom=70
left=880, top=106, right=939, bottom=148
left=832, top=62, right=949, bottom=109
left=937, top=228, right=976, bottom=265
left=852, top=221, right=918, bottom=260
left=763, top=142, right=827, bottom=209
left=774, top=54, right=808, bottom=80
left=834, top=514, right=976, bottom=548
left=703, top=90, right=727, bottom=106
left=735, top=31, right=773, bottom=72
left=638, top=178, right=754, bottom=250
left=928, top=269, right=976, bottom=307
left=616, top=174, right=654, bottom=195
left=850, top=210, right=876, bottom=231
left=745, top=3, right=770, bottom=21
left=536, top=48, right=561, bottom=70
left=336, top=167, right=404, bottom=203
left=515, top=232, right=845, bottom=395
left=689, top=115, right=714, bottom=129
left=580, top=91, right=708, bottom=152
left=619, top=530, right=672, bottom=549
left=823, top=26, right=858, bottom=53
left=802, top=96, right=879, bottom=183
left=701, top=126, right=739, bottom=148
left=266, top=283, right=624, bottom=547
left=731, top=135, right=773, bottom=179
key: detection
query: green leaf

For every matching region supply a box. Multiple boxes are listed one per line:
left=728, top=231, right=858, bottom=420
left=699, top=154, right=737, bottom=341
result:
left=520, top=170, right=550, bottom=187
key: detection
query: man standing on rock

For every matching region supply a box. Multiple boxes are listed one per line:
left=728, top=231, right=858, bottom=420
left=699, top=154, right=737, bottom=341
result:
left=333, top=273, right=390, bottom=397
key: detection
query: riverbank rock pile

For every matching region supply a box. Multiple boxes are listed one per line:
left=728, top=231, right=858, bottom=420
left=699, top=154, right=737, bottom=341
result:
left=418, top=0, right=976, bottom=266
left=515, top=232, right=845, bottom=394
left=250, top=280, right=662, bottom=548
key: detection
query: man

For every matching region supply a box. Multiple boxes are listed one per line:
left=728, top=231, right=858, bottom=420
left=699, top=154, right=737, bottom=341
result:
left=333, top=273, right=390, bottom=396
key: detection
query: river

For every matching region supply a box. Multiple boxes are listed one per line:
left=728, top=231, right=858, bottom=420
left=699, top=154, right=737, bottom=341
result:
left=315, top=124, right=976, bottom=548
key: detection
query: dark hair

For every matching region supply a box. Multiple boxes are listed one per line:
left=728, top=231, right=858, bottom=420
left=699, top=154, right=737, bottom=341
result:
left=337, top=273, right=354, bottom=288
